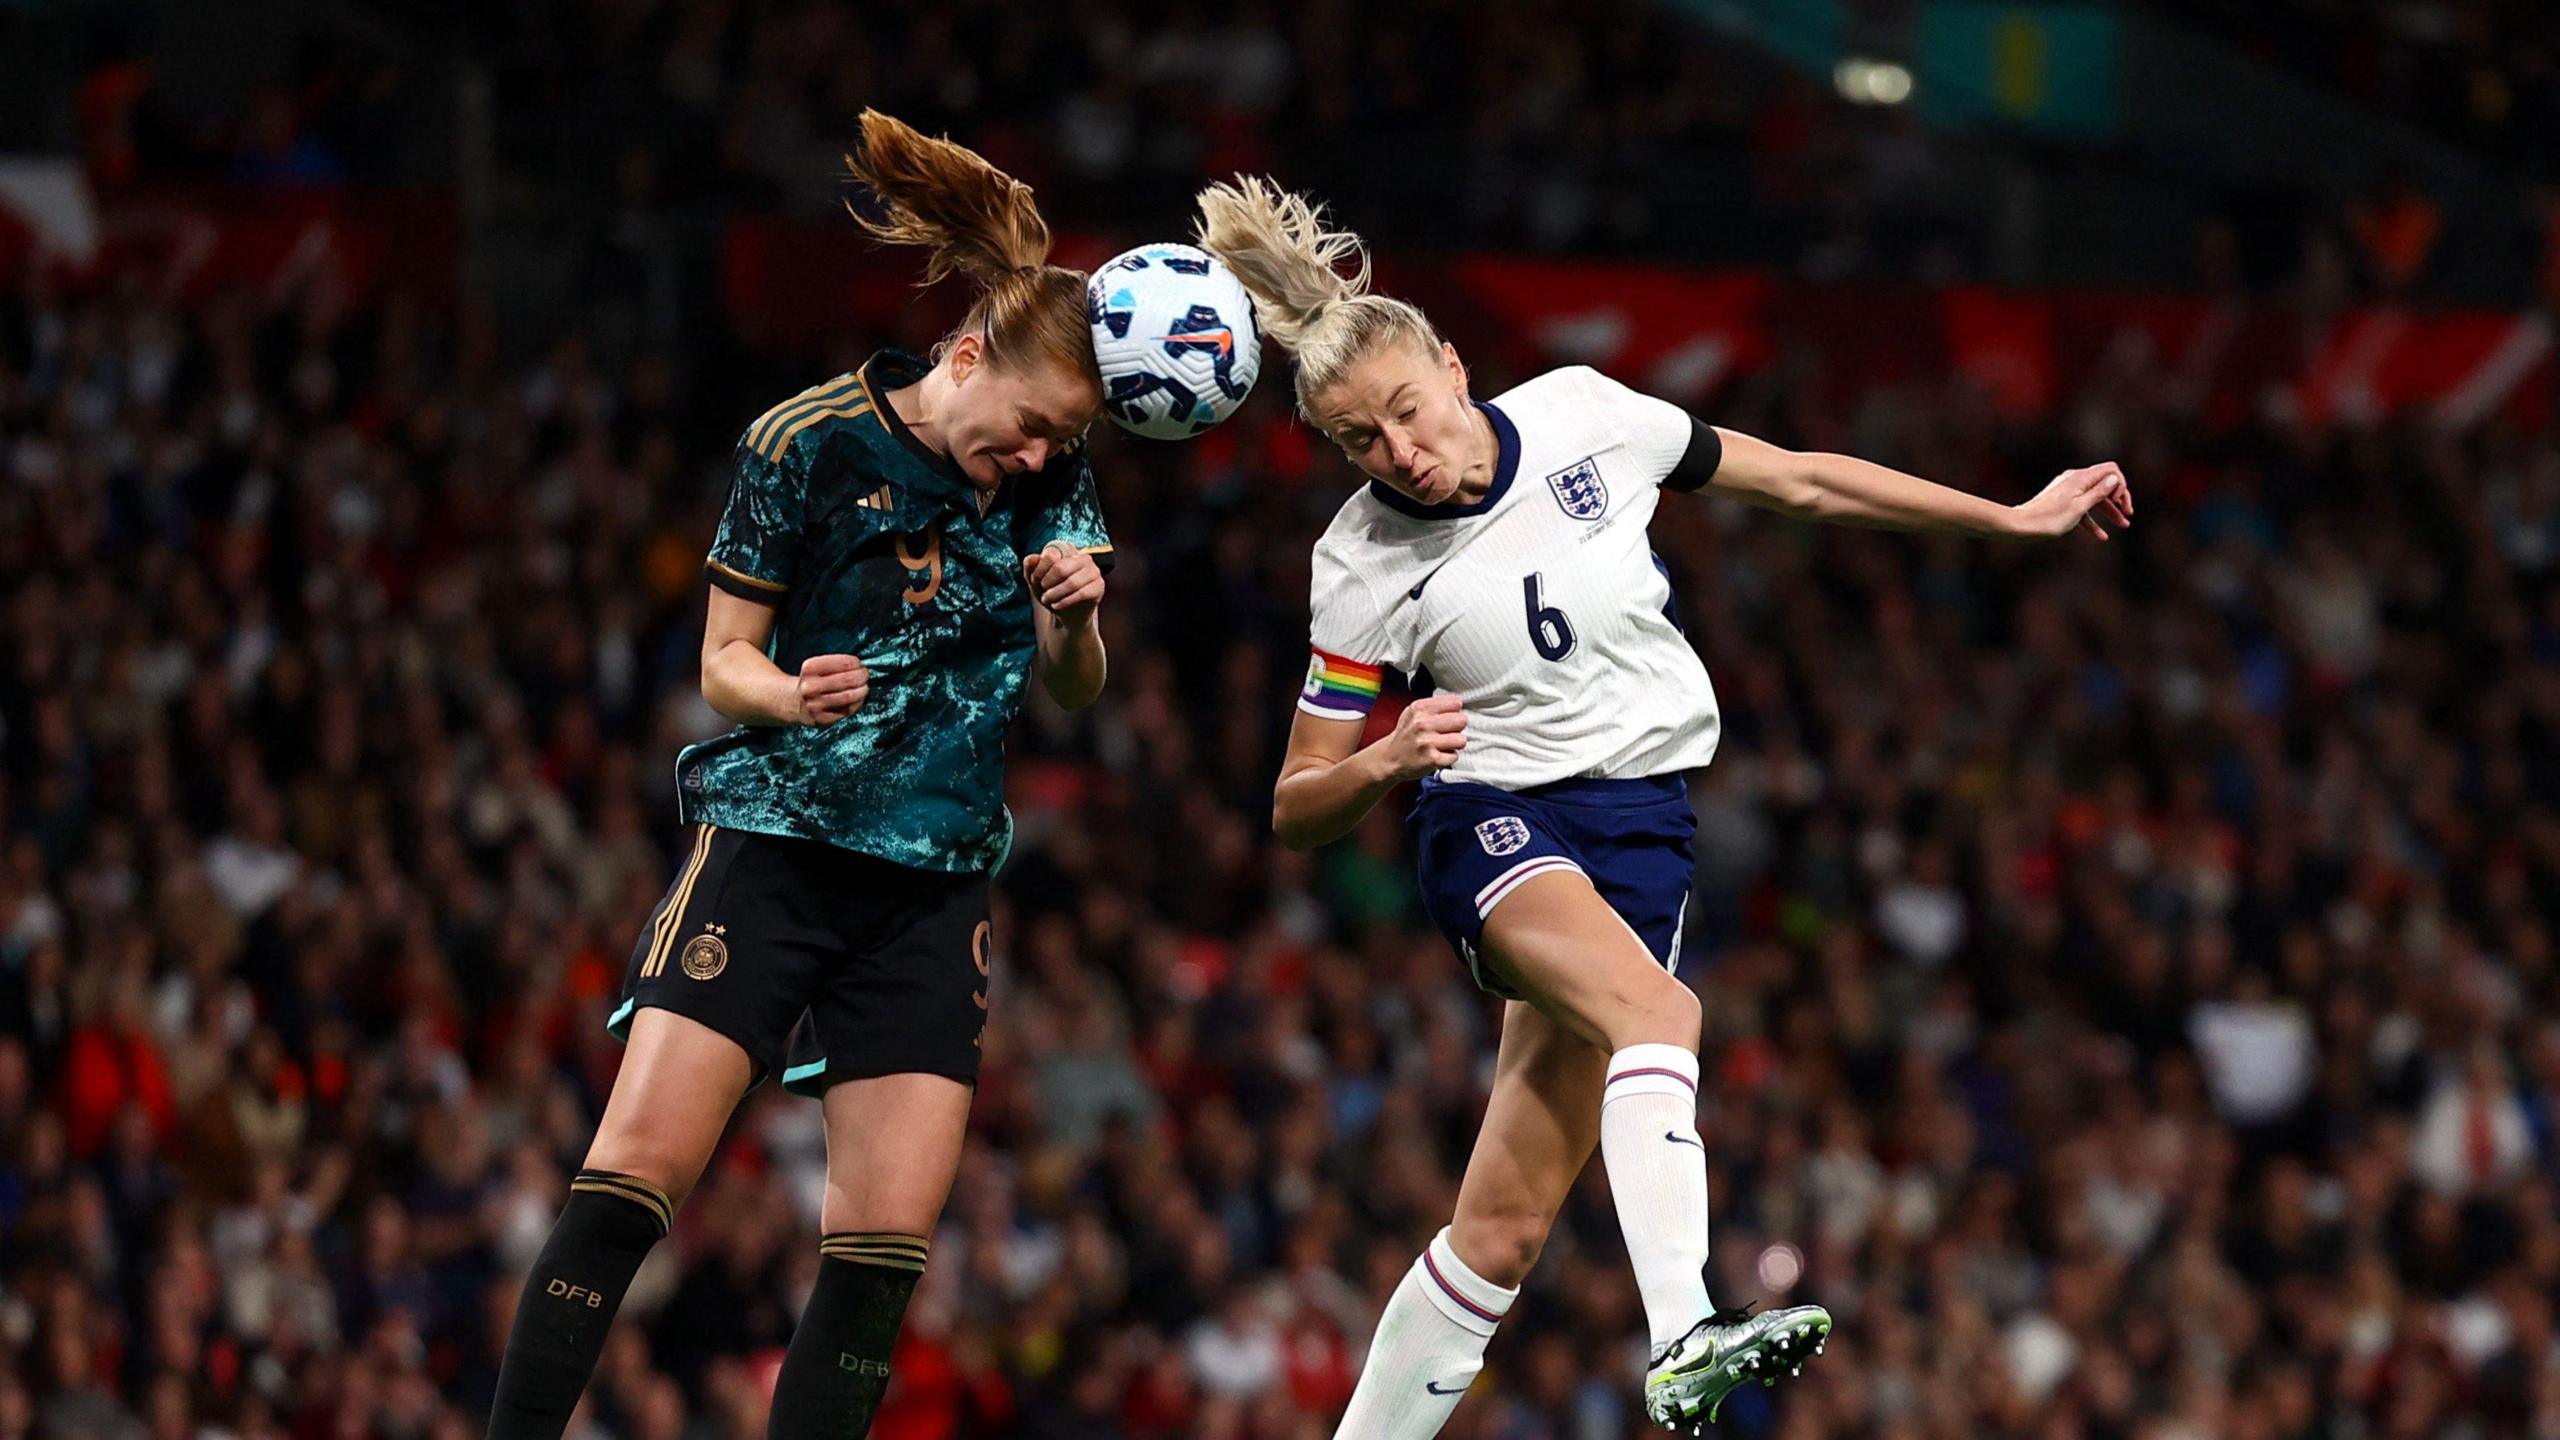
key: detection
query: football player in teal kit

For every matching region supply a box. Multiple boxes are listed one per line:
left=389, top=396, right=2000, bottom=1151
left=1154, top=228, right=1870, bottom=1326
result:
left=488, top=111, right=1111, bottom=1440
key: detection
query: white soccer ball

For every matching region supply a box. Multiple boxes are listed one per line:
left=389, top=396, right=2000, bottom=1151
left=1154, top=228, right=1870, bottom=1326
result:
left=1086, top=243, right=1262, bottom=440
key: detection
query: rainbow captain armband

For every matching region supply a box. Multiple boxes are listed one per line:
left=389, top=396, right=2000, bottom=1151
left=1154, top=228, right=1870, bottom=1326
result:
left=1299, top=650, right=1384, bottom=721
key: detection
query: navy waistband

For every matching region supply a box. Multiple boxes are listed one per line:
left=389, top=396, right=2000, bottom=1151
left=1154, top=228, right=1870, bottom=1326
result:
left=1422, top=772, right=1689, bottom=808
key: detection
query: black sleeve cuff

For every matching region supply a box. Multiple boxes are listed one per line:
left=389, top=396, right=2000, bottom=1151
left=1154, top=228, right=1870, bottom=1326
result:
left=1664, top=418, right=1723, bottom=493
left=705, top=560, right=788, bottom=602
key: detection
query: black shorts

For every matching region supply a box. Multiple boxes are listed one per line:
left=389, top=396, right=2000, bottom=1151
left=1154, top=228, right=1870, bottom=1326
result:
left=606, top=825, right=992, bottom=1095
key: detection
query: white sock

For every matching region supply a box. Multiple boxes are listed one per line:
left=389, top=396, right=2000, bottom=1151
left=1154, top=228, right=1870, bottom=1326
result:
left=1334, top=1228, right=1517, bottom=1440
left=1601, top=1043, right=1713, bottom=1353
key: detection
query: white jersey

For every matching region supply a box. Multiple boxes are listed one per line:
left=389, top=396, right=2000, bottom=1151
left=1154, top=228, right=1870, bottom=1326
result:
left=1296, top=366, right=1721, bottom=791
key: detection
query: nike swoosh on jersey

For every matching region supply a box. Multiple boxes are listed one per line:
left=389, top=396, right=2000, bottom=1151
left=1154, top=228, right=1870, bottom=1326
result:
left=1408, top=560, right=1455, bottom=600
left=1666, top=1131, right=1704, bottom=1150
left=1425, top=1380, right=1469, bottom=1396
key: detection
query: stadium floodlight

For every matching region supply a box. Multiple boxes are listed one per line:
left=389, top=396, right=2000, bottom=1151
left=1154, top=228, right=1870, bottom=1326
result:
left=1833, top=56, right=1916, bottom=105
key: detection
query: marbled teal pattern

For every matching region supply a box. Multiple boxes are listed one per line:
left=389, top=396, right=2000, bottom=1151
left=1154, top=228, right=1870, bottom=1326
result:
left=679, top=350, right=1109, bottom=874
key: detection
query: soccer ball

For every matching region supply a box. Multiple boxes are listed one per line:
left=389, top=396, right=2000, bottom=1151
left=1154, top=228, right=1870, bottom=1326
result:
left=1086, top=243, right=1262, bottom=440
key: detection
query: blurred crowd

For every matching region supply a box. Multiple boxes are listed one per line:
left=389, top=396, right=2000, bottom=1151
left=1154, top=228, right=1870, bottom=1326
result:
left=7, top=178, right=2560, bottom=1440
left=2150, top=0, right=2560, bottom=179
left=68, top=0, right=2321, bottom=296
left=8, top=2, right=2560, bottom=1437
left=65, top=0, right=2560, bottom=326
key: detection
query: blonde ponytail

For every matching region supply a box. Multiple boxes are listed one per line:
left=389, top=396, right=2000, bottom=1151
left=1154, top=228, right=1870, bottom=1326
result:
left=1193, top=177, right=1441, bottom=414
left=1193, top=177, right=1366, bottom=348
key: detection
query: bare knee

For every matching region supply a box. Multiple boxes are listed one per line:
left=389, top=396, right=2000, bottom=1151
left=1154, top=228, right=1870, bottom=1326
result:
left=816, top=1163, right=940, bottom=1238
left=815, top=1073, right=973, bottom=1235
left=1599, top=966, right=1700, bottom=1053
left=580, top=1009, right=754, bottom=1214
left=1449, top=1207, right=1555, bottom=1291
left=583, top=1123, right=708, bottom=1213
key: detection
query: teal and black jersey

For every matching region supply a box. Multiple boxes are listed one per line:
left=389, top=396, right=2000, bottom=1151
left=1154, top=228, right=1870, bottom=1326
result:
left=677, top=349, right=1112, bottom=873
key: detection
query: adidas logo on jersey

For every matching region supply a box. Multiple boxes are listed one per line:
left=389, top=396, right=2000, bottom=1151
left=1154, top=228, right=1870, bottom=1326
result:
left=854, top=486, right=894, bottom=511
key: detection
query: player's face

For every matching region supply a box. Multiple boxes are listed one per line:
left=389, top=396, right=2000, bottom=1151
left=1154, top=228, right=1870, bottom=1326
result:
left=948, top=343, right=1102, bottom=487
left=1314, top=341, right=1481, bottom=503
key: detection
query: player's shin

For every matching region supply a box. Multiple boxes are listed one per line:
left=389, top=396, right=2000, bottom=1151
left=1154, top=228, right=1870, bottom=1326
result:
left=1333, top=1228, right=1517, bottom=1440
left=1599, top=1044, right=1713, bottom=1350
left=486, top=1170, right=675, bottom=1439
left=765, top=1233, right=930, bottom=1440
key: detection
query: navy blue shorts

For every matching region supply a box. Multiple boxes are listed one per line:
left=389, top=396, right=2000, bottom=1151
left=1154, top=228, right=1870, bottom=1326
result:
left=1408, top=774, right=1697, bottom=999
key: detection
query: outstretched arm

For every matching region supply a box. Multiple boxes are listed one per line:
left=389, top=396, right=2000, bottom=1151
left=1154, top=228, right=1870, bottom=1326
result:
left=1707, top=427, right=2133, bottom=541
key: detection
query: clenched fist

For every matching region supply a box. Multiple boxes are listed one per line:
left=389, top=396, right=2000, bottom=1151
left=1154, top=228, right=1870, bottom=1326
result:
left=795, top=653, right=868, bottom=726
left=1383, top=694, right=1468, bottom=782
left=1022, top=542, right=1105, bottom=621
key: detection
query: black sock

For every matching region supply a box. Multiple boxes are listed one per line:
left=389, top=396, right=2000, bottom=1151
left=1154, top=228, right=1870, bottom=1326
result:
left=766, top=1232, right=930, bottom=1440
left=486, top=1169, right=674, bottom=1440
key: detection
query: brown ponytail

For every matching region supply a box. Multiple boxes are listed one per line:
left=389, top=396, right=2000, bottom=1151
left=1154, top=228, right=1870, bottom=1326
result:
left=845, top=111, right=1096, bottom=386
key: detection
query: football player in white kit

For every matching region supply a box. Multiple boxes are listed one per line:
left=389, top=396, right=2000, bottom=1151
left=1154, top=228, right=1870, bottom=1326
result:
left=1196, top=178, right=2133, bottom=1435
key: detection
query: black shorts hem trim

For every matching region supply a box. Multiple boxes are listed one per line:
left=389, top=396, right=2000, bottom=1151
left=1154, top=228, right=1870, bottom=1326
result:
left=779, top=1056, right=981, bottom=1099
left=606, top=996, right=777, bottom=1091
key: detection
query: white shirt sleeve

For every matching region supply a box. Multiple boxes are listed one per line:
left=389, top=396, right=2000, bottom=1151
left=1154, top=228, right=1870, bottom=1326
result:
left=1299, top=538, right=1400, bottom=721
left=1576, top=366, right=1699, bottom=487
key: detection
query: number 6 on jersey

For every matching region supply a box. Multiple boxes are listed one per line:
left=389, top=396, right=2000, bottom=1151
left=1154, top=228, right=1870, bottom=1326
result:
left=1524, top=573, right=1576, bottom=661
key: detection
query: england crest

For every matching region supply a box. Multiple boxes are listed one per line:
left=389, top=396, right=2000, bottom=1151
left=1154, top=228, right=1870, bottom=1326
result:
left=1546, top=457, right=1608, bottom=520
left=1476, top=816, right=1532, bottom=856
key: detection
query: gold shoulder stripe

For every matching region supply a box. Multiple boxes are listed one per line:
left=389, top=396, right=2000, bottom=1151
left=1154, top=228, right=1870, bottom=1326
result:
left=852, top=368, right=891, bottom=432
left=764, top=398, right=873, bottom=462
left=746, top=373, right=859, bottom=455
left=706, top=558, right=787, bottom=594
left=746, top=374, right=861, bottom=458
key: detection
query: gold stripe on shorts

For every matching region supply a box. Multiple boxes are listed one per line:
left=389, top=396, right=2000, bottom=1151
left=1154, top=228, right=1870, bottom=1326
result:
left=644, top=825, right=714, bottom=979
